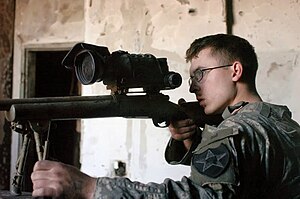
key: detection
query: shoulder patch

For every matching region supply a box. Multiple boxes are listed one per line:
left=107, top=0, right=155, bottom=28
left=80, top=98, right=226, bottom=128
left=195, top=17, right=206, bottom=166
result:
left=192, top=144, right=230, bottom=178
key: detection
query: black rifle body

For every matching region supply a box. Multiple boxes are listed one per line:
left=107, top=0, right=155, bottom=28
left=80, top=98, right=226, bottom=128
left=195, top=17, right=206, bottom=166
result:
left=0, top=94, right=189, bottom=127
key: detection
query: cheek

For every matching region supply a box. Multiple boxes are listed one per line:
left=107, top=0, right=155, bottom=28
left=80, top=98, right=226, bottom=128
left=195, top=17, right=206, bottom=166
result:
left=202, top=74, right=229, bottom=96
left=212, top=78, right=234, bottom=100
left=207, top=86, right=227, bottom=103
left=203, top=88, right=228, bottom=114
left=202, top=76, right=234, bottom=113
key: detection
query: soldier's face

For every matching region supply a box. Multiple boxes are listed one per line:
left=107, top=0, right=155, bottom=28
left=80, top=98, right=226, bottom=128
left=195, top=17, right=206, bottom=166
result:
left=189, top=48, right=236, bottom=115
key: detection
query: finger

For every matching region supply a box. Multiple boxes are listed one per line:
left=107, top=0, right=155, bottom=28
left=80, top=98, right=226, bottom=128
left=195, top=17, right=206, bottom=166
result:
left=172, top=130, right=195, bottom=141
left=169, top=124, right=196, bottom=141
left=31, top=170, right=49, bottom=181
left=31, top=169, right=59, bottom=182
left=175, top=124, right=196, bottom=135
left=33, top=160, right=63, bottom=172
left=171, top=119, right=195, bottom=128
left=169, top=121, right=195, bottom=136
left=32, top=186, right=61, bottom=198
left=32, top=178, right=64, bottom=198
left=32, top=179, right=52, bottom=190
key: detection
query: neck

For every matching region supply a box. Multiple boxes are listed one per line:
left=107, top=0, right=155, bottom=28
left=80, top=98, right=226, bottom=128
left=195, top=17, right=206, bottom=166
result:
left=231, top=83, right=262, bottom=105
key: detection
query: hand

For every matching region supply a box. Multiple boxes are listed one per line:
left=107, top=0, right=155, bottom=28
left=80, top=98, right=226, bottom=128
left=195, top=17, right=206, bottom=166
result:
left=31, top=160, right=96, bottom=199
left=169, top=98, right=197, bottom=141
left=168, top=99, right=198, bottom=150
left=168, top=118, right=197, bottom=151
left=169, top=119, right=196, bottom=141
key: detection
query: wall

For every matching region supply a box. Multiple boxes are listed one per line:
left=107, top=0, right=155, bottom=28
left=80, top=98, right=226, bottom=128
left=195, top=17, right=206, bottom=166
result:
left=234, top=0, right=300, bottom=121
left=0, top=0, right=14, bottom=190
left=13, top=0, right=300, bottom=185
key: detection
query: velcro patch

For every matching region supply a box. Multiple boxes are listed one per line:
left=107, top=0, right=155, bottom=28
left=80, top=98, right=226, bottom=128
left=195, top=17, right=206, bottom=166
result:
left=192, top=144, right=230, bottom=178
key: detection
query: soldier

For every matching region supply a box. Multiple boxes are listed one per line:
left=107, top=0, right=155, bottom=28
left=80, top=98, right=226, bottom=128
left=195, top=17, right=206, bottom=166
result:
left=31, top=34, right=300, bottom=198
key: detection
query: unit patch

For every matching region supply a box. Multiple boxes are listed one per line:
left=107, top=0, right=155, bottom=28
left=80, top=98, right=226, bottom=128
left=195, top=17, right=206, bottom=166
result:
left=192, top=144, right=230, bottom=178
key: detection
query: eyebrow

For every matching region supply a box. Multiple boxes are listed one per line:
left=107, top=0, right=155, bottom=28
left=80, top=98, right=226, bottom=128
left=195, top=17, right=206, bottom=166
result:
left=192, top=66, right=205, bottom=72
left=190, top=67, right=202, bottom=76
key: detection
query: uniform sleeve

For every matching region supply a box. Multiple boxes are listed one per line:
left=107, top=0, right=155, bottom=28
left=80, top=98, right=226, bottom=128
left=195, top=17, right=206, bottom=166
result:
left=164, top=128, right=202, bottom=165
left=93, top=176, right=235, bottom=199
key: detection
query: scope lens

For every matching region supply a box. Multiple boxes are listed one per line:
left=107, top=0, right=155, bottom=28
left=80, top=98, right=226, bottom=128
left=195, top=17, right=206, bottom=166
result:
left=75, top=51, right=102, bottom=85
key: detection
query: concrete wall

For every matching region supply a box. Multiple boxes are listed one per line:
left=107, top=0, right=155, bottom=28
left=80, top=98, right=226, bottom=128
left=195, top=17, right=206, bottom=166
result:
left=234, top=0, right=300, bottom=121
left=0, top=0, right=14, bottom=190
left=13, top=0, right=300, bottom=184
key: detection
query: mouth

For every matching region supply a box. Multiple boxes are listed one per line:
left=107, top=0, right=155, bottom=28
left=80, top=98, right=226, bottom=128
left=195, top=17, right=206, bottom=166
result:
left=196, top=96, right=205, bottom=106
left=196, top=94, right=203, bottom=101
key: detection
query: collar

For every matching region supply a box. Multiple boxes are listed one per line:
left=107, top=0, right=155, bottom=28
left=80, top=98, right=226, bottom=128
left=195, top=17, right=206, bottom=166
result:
left=222, top=101, right=249, bottom=119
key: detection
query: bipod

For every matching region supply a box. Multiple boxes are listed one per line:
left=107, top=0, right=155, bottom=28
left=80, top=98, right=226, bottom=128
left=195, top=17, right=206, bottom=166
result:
left=10, top=120, right=51, bottom=196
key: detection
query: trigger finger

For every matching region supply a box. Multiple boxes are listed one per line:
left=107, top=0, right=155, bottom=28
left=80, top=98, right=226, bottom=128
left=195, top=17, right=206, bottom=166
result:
left=183, top=119, right=195, bottom=127
left=176, top=119, right=195, bottom=128
left=170, top=119, right=188, bottom=128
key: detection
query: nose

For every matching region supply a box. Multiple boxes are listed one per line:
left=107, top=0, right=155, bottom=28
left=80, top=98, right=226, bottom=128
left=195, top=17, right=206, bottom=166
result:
left=189, top=80, right=198, bottom=93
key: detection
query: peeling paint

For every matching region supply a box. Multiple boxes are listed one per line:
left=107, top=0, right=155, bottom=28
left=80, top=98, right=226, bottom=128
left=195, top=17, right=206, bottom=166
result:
left=293, top=54, right=299, bottom=67
left=15, top=0, right=84, bottom=42
left=267, top=62, right=282, bottom=77
left=188, top=8, right=197, bottom=16
left=176, top=0, right=190, bottom=5
left=145, top=22, right=154, bottom=36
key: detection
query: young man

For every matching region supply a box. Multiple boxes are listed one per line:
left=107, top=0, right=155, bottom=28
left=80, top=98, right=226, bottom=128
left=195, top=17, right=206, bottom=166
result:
left=31, top=34, right=300, bottom=198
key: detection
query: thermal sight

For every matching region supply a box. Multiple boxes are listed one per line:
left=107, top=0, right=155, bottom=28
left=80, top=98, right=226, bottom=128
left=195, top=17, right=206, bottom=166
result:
left=62, top=43, right=182, bottom=93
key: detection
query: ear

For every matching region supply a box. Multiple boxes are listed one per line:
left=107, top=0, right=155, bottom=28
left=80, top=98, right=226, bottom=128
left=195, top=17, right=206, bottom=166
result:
left=231, top=61, right=243, bottom=82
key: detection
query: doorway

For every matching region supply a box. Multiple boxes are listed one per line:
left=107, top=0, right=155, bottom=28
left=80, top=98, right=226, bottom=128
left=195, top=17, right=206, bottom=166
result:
left=19, top=50, right=81, bottom=192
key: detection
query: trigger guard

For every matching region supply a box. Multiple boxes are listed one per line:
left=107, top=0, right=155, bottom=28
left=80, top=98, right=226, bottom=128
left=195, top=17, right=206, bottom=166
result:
left=152, top=119, right=170, bottom=128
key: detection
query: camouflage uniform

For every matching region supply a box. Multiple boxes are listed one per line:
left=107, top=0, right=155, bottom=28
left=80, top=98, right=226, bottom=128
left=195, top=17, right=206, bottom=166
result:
left=93, top=102, right=300, bottom=198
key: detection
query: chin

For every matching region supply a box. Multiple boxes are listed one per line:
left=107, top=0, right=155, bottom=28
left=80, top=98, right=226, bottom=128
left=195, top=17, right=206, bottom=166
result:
left=203, top=106, right=219, bottom=115
left=203, top=107, right=213, bottom=115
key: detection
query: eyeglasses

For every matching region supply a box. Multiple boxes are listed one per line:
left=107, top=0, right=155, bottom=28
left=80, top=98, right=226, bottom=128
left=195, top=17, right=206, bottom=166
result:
left=188, top=64, right=232, bottom=86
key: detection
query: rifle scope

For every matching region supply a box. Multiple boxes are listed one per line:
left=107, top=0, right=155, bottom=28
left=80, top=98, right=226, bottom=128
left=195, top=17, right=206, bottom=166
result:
left=62, top=43, right=182, bottom=92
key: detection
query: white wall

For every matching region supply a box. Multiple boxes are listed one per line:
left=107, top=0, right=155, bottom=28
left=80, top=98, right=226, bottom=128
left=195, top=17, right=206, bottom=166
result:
left=13, top=0, right=300, bottom=185
left=233, top=0, right=300, bottom=121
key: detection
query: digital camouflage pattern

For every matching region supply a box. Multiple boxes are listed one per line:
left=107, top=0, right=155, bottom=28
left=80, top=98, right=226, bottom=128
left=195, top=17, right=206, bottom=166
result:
left=93, top=102, right=300, bottom=198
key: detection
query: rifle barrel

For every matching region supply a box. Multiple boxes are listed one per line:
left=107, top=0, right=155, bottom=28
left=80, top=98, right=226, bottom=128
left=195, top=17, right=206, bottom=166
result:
left=4, top=94, right=176, bottom=122
left=0, top=96, right=110, bottom=111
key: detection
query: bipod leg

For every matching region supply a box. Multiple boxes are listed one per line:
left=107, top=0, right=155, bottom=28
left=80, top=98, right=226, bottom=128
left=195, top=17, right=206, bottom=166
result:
left=10, top=120, right=51, bottom=196
left=29, top=121, right=51, bottom=160
left=29, top=121, right=51, bottom=161
left=11, top=122, right=32, bottom=196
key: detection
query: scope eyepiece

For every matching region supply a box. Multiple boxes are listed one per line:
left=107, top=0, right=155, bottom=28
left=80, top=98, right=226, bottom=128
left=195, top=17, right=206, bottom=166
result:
left=164, top=72, right=182, bottom=89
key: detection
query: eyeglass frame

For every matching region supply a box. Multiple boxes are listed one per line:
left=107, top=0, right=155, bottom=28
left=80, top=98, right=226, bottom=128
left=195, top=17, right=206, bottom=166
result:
left=188, top=64, right=233, bottom=86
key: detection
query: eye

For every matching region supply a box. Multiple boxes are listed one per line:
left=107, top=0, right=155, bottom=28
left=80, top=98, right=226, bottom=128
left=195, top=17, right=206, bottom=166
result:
left=194, top=69, right=203, bottom=81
